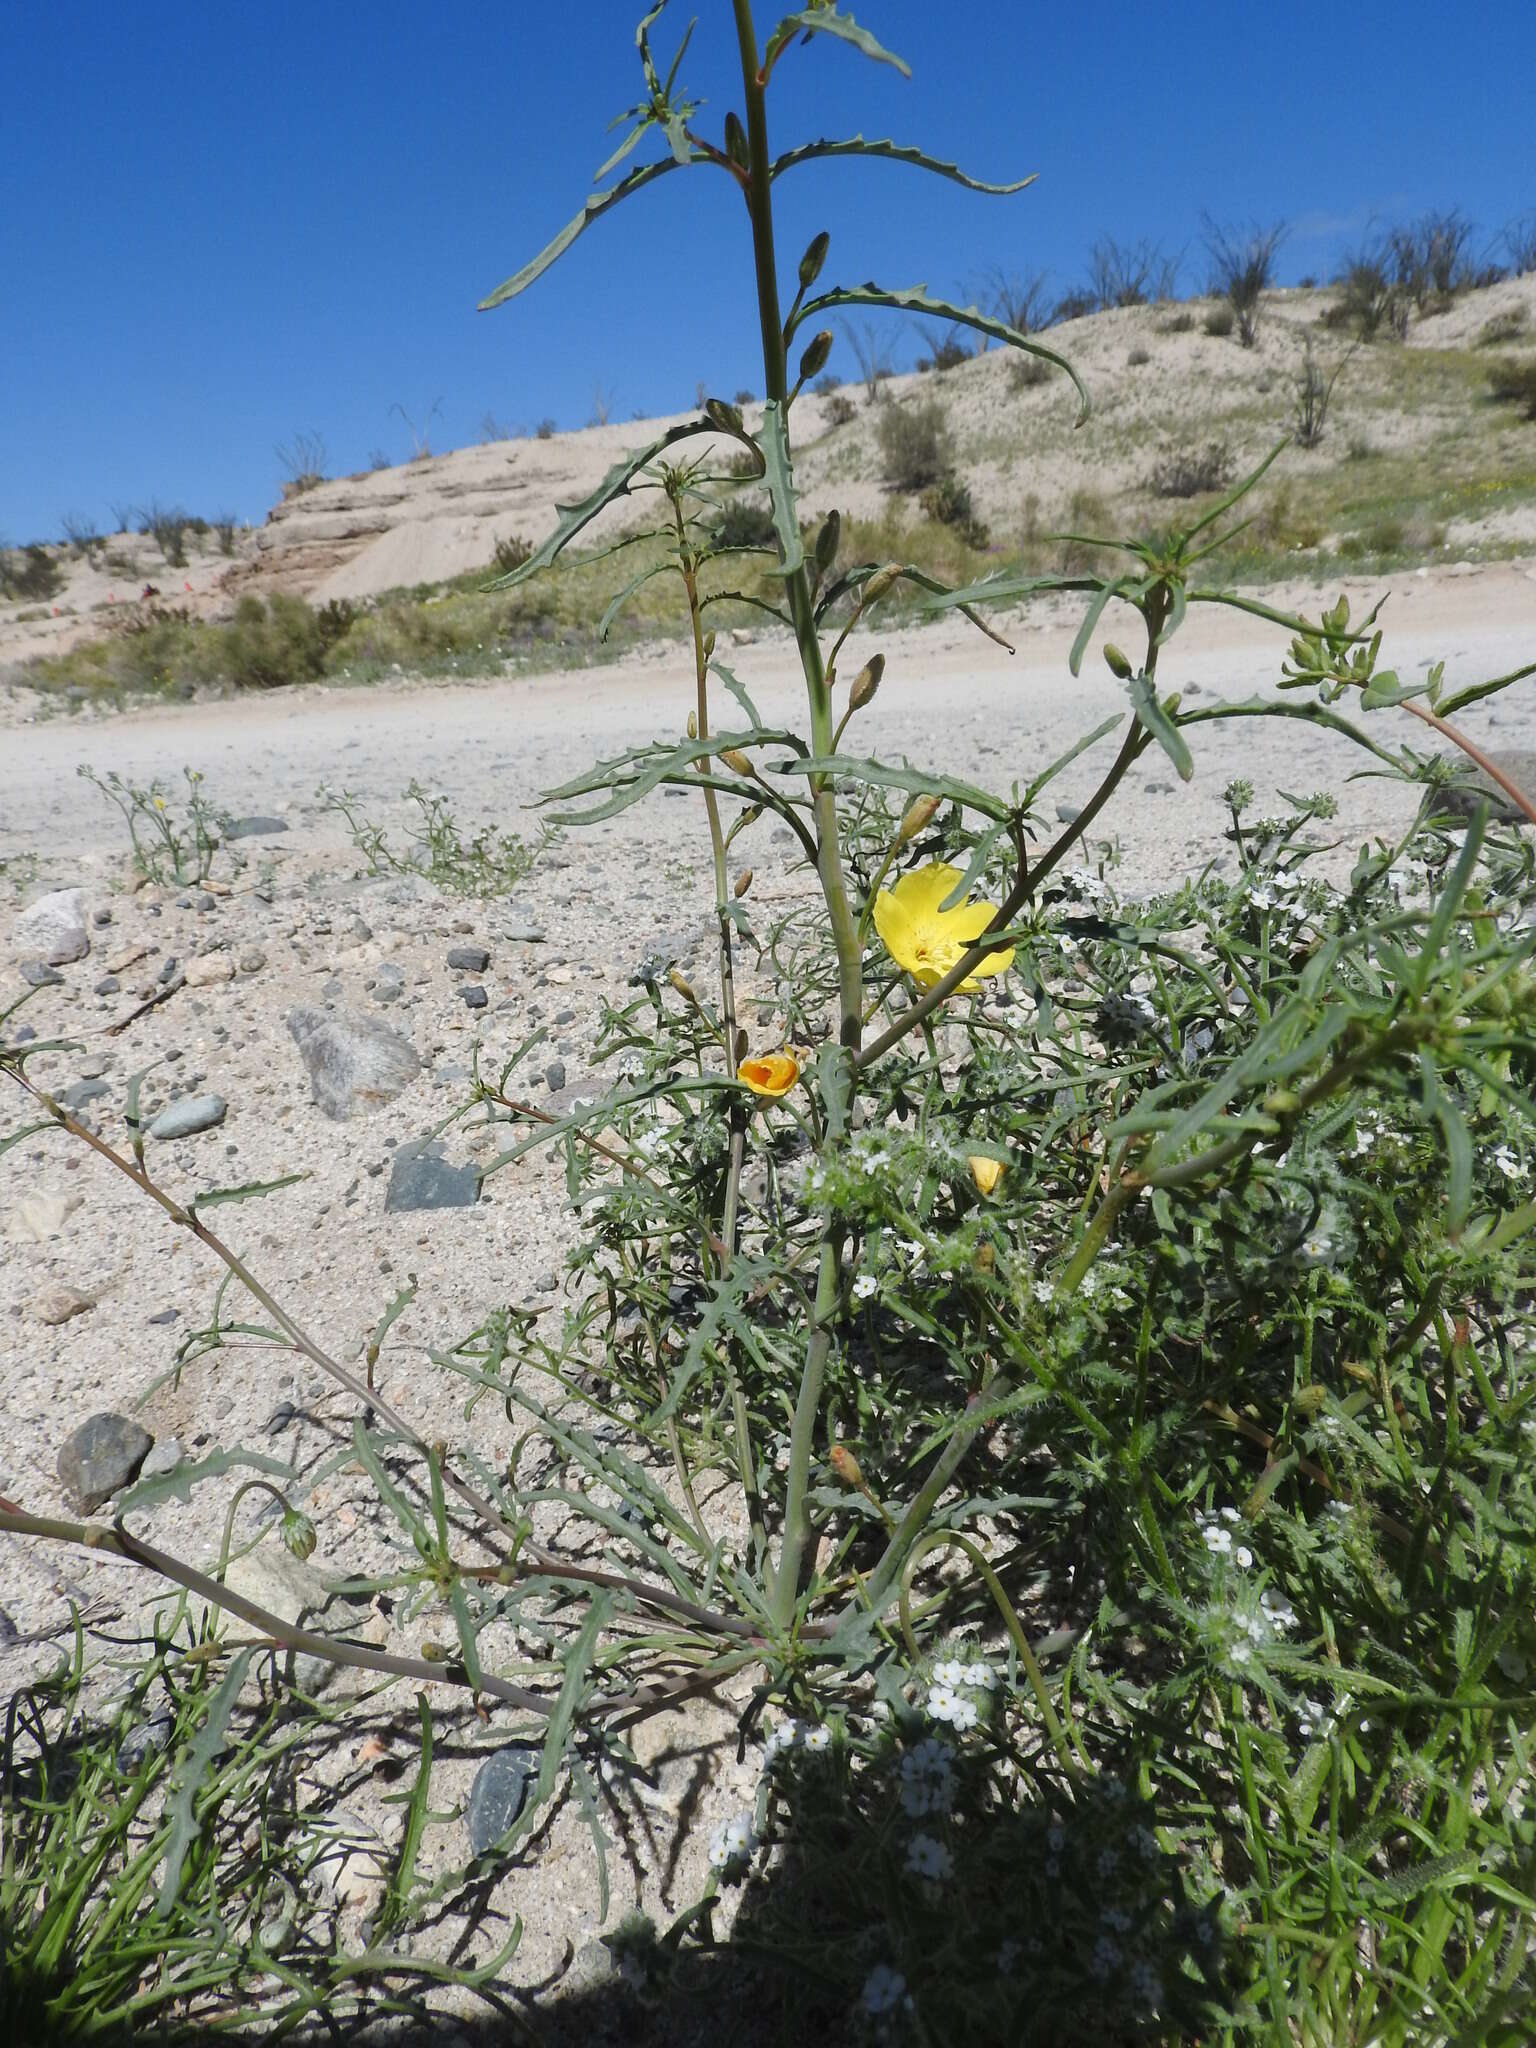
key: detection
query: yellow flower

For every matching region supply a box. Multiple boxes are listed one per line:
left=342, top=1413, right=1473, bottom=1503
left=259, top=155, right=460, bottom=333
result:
left=968, top=1155, right=1005, bottom=1197
left=738, top=1049, right=801, bottom=1098
left=873, top=865, right=1015, bottom=990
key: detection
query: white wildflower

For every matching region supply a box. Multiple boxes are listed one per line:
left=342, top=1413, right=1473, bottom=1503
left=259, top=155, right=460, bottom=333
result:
left=927, top=1683, right=963, bottom=1724
left=964, top=1662, right=997, bottom=1689
left=1234, top=1545, right=1254, bottom=1570
left=931, top=1658, right=968, bottom=1690
left=852, top=1273, right=879, bottom=1301
left=905, top=1833, right=953, bottom=1882
left=1260, top=1588, right=1297, bottom=1631
left=763, top=1719, right=801, bottom=1759
left=708, top=1810, right=757, bottom=1870
left=860, top=1963, right=909, bottom=2016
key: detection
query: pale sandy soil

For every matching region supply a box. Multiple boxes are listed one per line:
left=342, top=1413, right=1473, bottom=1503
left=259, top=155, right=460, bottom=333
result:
left=0, top=562, right=1533, bottom=2022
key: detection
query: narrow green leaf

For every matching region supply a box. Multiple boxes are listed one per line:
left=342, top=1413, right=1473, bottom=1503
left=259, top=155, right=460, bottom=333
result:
left=486, top=419, right=717, bottom=590
left=352, top=1422, right=430, bottom=1549
left=710, top=660, right=763, bottom=726
left=771, top=135, right=1030, bottom=194
left=377, top=1693, right=434, bottom=1936
left=779, top=753, right=1011, bottom=822
left=757, top=401, right=804, bottom=576
left=597, top=558, right=676, bottom=640
left=479, top=159, right=684, bottom=310
left=189, top=1171, right=306, bottom=1216
left=117, top=1447, right=296, bottom=1517
left=1023, top=715, right=1125, bottom=803
left=1068, top=578, right=1128, bottom=677
left=1129, top=673, right=1194, bottom=782
left=764, top=7, right=910, bottom=76
left=789, top=281, right=1089, bottom=424
left=156, top=1648, right=256, bottom=1915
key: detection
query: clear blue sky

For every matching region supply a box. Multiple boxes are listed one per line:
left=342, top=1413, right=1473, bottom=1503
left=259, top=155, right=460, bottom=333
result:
left=2, top=1, right=1529, bottom=542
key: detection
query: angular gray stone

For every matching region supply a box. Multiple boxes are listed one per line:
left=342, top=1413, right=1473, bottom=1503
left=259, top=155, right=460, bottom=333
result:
left=138, top=1437, right=185, bottom=1481
left=63, top=1078, right=110, bottom=1110
left=465, top=1745, right=537, bottom=1856
left=545, top=1060, right=566, bottom=1093
left=460, top=985, right=488, bottom=1010
left=384, top=1145, right=482, bottom=1213
left=58, top=1412, right=154, bottom=1514
left=1433, top=750, right=1536, bottom=826
left=148, top=1093, right=227, bottom=1140
left=19, top=961, right=63, bottom=987
left=287, top=1006, right=420, bottom=1119
left=447, top=945, right=490, bottom=973
left=503, top=924, right=546, bottom=943
left=223, top=815, right=289, bottom=839
left=117, top=1711, right=175, bottom=1772
left=16, top=888, right=89, bottom=965
left=93, top=974, right=120, bottom=996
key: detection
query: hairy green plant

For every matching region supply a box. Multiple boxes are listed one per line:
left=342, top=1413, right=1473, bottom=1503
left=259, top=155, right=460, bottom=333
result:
left=5, top=9, right=1536, bottom=2043
left=319, top=778, right=544, bottom=895
left=77, top=764, right=227, bottom=885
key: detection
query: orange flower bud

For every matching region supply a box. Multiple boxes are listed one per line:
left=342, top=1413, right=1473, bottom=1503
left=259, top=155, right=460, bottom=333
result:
left=829, top=1443, right=864, bottom=1489
left=898, top=793, right=942, bottom=844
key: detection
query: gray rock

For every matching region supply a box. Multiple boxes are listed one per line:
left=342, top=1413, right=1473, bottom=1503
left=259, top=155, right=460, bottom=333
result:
left=223, top=815, right=289, bottom=839
left=63, top=1079, right=110, bottom=1110
left=147, top=1306, right=179, bottom=1326
left=93, top=975, right=120, bottom=996
left=91, top=907, right=113, bottom=927
left=447, top=945, right=490, bottom=973
left=16, top=888, right=89, bottom=965
left=237, top=947, right=266, bottom=974
left=20, top=961, right=63, bottom=987
left=503, top=924, right=546, bottom=943
left=78, top=1053, right=109, bottom=1078
left=545, top=1060, right=566, bottom=1092
left=460, top=985, right=488, bottom=1010
left=1055, top=802, right=1083, bottom=825
left=138, top=1437, right=185, bottom=1481
left=287, top=1007, right=420, bottom=1120
left=192, top=891, right=217, bottom=911
left=1432, top=750, right=1536, bottom=826
left=267, top=1400, right=299, bottom=1435
left=58, top=1412, right=154, bottom=1514
left=117, top=1711, right=175, bottom=1772
left=464, top=1744, right=537, bottom=1856
left=157, top=956, right=180, bottom=982
left=384, top=1144, right=482, bottom=1213
left=148, top=1094, right=227, bottom=1141
left=553, top=1007, right=576, bottom=1026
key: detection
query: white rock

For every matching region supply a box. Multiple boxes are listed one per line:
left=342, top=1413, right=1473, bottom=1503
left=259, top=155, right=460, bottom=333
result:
left=32, top=1284, right=94, bottom=1326
left=184, top=953, right=235, bottom=987
left=6, top=1191, right=84, bottom=1242
left=16, top=888, right=89, bottom=965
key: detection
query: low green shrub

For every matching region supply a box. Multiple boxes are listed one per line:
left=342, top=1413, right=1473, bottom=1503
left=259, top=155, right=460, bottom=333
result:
left=878, top=396, right=954, bottom=492
left=0, top=544, right=65, bottom=602
left=1149, top=440, right=1234, bottom=498
left=1488, top=357, right=1536, bottom=421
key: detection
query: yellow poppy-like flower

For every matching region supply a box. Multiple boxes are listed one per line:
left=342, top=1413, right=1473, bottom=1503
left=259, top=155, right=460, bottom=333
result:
left=737, top=1049, right=801, bottom=1098
left=968, top=1155, right=1005, bottom=1197
left=873, top=865, right=1015, bottom=990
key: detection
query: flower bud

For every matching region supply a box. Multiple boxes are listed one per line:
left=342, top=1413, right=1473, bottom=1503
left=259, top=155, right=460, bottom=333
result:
left=703, top=629, right=716, bottom=660
left=668, top=968, right=696, bottom=1003
left=1102, top=642, right=1133, bottom=680
left=686, top=710, right=698, bottom=739
left=705, top=397, right=745, bottom=436
left=861, top=563, right=902, bottom=606
left=898, top=792, right=942, bottom=844
left=720, top=746, right=754, bottom=776
left=724, top=111, right=749, bottom=171
left=281, top=1509, right=317, bottom=1562
left=799, top=329, right=833, bottom=384
left=829, top=1442, right=864, bottom=1489
left=734, top=868, right=753, bottom=898
left=798, top=230, right=830, bottom=288
left=968, top=1155, right=1005, bottom=1197
left=813, top=507, right=840, bottom=574
left=848, top=652, right=884, bottom=712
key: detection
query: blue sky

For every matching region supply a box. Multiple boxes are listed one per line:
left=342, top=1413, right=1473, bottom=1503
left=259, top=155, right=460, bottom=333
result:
left=2, top=0, right=1529, bottom=541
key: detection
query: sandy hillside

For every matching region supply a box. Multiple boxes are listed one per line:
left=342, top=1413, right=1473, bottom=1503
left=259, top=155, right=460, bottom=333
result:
left=5, top=271, right=1534, bottom=676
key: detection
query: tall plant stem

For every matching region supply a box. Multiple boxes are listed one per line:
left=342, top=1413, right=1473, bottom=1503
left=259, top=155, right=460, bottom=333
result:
left=732, top=0, right=862, bottom=1625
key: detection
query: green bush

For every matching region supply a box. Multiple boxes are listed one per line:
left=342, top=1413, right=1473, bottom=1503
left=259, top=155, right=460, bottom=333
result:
left=1488, top=356, right=1536, bottom=421
left=0, top=544, right=65, bottom=602
left=1008, top=353, right=1051, bottom=391
left=877, top=396, right=955, bottom=493
left=714, top=496, right=779, bottom=550
left=222, top=594, right=330, bottom=689
left=1149, top=440, right=1234, bottom=498
left=1201, top=303, right=1235, bottom=338
left=918, top=473, right=989, bottom=547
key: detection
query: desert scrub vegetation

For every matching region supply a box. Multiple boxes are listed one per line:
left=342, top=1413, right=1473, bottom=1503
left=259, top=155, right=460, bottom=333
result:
left=1488, top=357, right=1536, bottom=422
left=5, top=13, right=1536, bottom=2042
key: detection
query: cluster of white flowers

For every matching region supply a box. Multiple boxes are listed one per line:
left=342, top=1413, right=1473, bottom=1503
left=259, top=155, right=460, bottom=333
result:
left=763, top=1718, right=802, bottom=1759
left=707, top=1810, right=756, bottom=1871
left=1295, top=1696, right=1335, bottom=1740
left=859, top=1963, right=910, bottom=2016
left=1196, top=1505, right=1254, bottom=1569
left=898, top=1736, right=956, bottom=1818
left=804, top=1722, right=832, bottom=1752
left=904, top=1832, right=953, bottom=1882
left=1492, top=1143, right=1526, bottom=1179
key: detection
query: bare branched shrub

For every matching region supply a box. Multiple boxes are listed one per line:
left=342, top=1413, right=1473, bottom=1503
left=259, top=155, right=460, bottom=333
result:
left=1329, top=248, right=1409, bottom=341
left=876, top=396, right=954, bottom=493
left=976, top=264, right=1050, bottom=336
left=841, top=318, right=896, bottom=402
left=913, top=322, right=973, bottom=374
left=1506, top=212, right=1536, bottom=277
left=60, top=513, right=100, bottom=556
left=1149, top=440, right=1233, bottom=498
left=1086, top=235, right=1167, bottom=310
left=1203, top=217, right=1286, bottom=347
left=1008, top=354, right=1051, bottom=392
left=1050, top=287, right=1097, bottom=325
left=1477, top=307, right=1529, bottom=349
left=275, top=430, right=328, bottom=495
left=491, top=533, right=534, bottom=574
left=535, top=418, right=556, bottom=439
left=136, top=500, right=190, bottom=568
left=1292, top=341, right=1355, bottom=449
left=391, top=399, right=443, bottom=461
left=822, top=392, right=857, bottom=427
left=213, top=513, right=239, bottom=557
